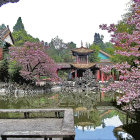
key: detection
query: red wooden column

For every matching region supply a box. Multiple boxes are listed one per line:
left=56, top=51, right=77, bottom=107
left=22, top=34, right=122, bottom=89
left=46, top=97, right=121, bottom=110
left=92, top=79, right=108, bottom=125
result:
left=101, top=71, right=104, bottom=82
left=76, top=55, right=79, bottom=63
left=106, top=74, right=111, bottom=81
left=96, top=70, right=100, bottom=81
left=75, top=70, right=77, bottom=78
left=0, top=48, right=3, bottom=60
left=106, top=74, right=109, bottom=81
left=101, top=91, right=104, bottom=101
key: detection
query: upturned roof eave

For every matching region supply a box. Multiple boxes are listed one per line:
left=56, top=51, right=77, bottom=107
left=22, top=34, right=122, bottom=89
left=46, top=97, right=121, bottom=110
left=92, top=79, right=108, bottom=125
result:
left=0, top=26, right=14, bottom=45
left=70, top=63, right=96, bottom=69
left=71, top=47, right=94, bottom=55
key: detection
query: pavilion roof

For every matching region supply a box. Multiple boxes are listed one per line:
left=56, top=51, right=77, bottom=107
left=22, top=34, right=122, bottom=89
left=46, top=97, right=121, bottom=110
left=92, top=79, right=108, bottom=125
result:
left=71, top=46, right=94, bottom=55
left=56, top=63, right=71, bottom=69
left=0, top=27, right=10, bottom=41
left=70, top=63, right=96, bottom=69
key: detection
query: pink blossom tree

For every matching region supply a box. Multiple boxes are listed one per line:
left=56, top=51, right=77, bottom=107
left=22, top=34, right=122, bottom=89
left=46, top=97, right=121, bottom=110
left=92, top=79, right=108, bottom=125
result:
left=9, top=42, right=58, bottom=82
left=100, top=0, right=140, bottom=111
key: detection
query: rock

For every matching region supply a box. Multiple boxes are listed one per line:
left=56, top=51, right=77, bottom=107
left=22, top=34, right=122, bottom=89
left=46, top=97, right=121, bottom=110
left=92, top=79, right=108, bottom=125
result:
left=18, top=90, right=25, bottom=97
left=51, top=86, right=61, bottom=93
left=0, top=88, right=6, bottom=95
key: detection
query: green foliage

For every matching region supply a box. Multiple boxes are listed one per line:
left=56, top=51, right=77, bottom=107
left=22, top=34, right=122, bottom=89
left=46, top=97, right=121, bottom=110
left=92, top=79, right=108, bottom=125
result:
left=111, top=53, right=136, bottom=66
left=13, top=17, right=25, bottom=32
left=103, top=42, right=114, bottom=55
left=58, top=70, right=68, bottom=80
left=116, top=21, right=135, bottom=34
left=12, top=30, right=39, bottom=46
left=47, top=42, right=63, bottom=62
left=89, top=110, right=101, bottom=126
left=0, top=44, right=9, bottom=82
left=67, top=42, right=76, bottom=49
left=0, top=56, right=8, bottom=82
left=8, top=60, right=22, bottom=82
left=89, top=44, right=100, bottom=62
left=12, top=17, right=39, bottom=46
left=105, top=47, right=115, bottom=55
left=0, top=24, right=6, bottom=29
left=93, top=33, right=114, bottom=55
left=47, top=37, right=76, bottom=63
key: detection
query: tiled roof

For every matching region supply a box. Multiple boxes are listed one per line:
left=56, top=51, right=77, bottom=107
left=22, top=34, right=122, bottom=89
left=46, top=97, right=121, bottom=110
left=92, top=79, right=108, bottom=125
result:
left=71, top=47, right=94, bottom=54
left=56, top=62, right=113, bottom=70
left=96, top=61, right=113, bottom=67
left=99, top=50, right=111, bottom=58
left=71, top=63, right=96, bottom=69
left=56, top=63, right=71, bottom=69
left=0, top=27, right=10, bottom=41
left=0, top=26, right=14, bottom=45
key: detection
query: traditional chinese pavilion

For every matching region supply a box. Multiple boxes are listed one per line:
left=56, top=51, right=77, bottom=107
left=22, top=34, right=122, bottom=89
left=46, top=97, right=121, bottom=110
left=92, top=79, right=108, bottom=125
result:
left=70, top=45, right=96, bottom=78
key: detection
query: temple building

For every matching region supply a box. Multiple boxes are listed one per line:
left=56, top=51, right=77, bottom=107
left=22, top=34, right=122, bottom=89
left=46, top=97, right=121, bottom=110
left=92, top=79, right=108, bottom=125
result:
left=70, top=45, right=97, bottom=78
left=57, top=43, right=112, bottom=82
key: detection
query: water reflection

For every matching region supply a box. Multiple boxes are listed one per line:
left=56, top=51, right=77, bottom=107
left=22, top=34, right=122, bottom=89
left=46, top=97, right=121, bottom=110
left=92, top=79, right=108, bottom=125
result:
left=74, top=109, right=123, bottom=140
left=0, top=93, right=134, bottom=139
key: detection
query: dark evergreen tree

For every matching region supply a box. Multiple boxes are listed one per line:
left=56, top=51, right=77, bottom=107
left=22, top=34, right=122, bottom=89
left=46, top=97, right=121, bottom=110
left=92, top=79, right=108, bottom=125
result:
left=93, top=33, right=103, bottom=45
left=67, top=42, right=76, bottom=49
left=0, top=24, right=6, bottom=29
left=12, top=17, right=39, bottom=46
left=13, top=17, right=25, bottom=32
left=93, top=33, right=113, bottom=53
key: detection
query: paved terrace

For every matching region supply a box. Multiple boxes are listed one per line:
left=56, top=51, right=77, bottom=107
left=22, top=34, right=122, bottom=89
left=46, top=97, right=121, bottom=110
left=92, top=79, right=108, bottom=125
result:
left=0, top=109, right=75, bottom=140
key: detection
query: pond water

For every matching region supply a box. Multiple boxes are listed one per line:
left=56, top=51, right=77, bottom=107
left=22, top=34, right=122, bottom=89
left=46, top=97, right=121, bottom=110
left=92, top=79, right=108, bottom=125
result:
left=75, top=115, right=122, bottom=140
left=0, top=93, right=134, bottom=140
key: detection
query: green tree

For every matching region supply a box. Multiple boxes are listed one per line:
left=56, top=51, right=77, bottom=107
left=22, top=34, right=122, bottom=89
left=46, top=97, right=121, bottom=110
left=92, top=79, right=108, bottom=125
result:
left=89, top=44, right=100, bottom=62
left=0, top=44, right=9, bottom=82
left=116, top=21, right=135, bottom=34
left=0, top=24, right=6, bottom=30
left=94, top=33, right=103, bottom=45
left=67, top=42, right=76, bottom=49
left=13, top=17, right=25, bottom=32
left=47, top=41, right=63, bottom=62
left=12, top=30, right=39, bottom=46
left=93, top=33, right=113, bottom=53
left=12, top=17, right=39, bottom=46
left=47, top=37, right=76, bottom=63
left=104, top=42, right=114, bottom=55
left=8, top=60, right=23, bottom=83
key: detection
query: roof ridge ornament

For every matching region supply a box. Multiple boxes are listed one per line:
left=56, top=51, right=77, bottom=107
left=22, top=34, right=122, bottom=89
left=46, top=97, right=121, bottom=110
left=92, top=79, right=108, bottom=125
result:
left=81, top=40, right=83, bottom=47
